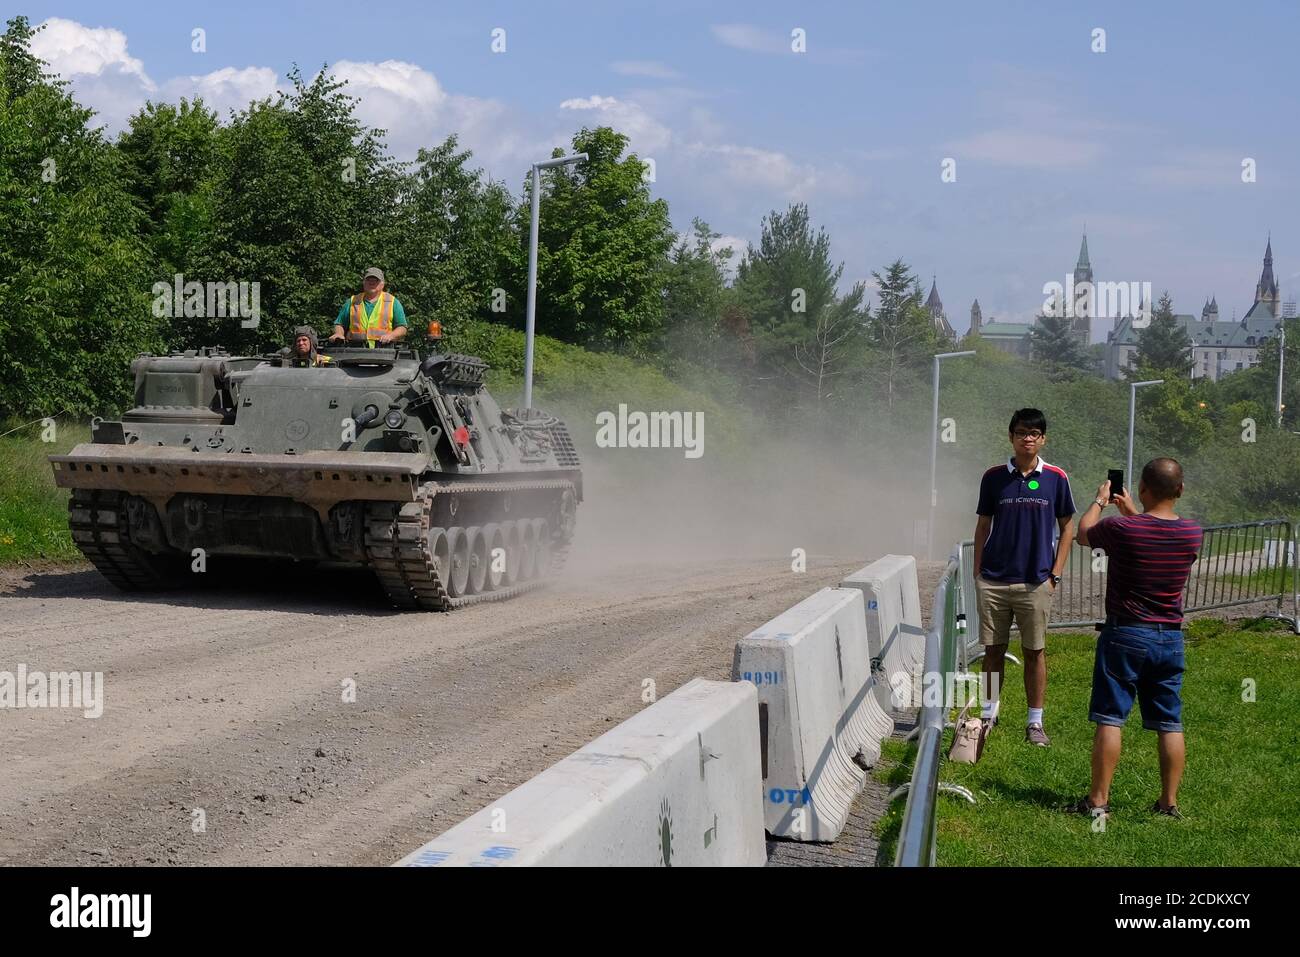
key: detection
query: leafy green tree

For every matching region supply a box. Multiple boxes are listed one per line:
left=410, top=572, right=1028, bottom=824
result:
left=863, top=259, right=938, bottom=411
left=1254, top=317, right=1300, bottom=429
left=1028, top=307, right=1088, bottom=376
left=385, top=135, right=516, bottom=335
left=730, top=204, right=868, bottom=414
left=0, top=16, right=159, bottom=416
left=660, top=218, right=734, bottom=363
left=1133, top=291, right=1193, bottom=377
left=116, top=98, right=220, bottom=273
left=507, top=126, right=674, bottom=353
left=1136, top=374, right=1213, bottom=455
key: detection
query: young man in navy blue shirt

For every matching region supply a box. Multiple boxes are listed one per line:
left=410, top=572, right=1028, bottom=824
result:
left=972, top=409, right=1076, bottom=755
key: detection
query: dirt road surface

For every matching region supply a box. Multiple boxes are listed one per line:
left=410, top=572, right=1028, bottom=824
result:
left=1, top=555, right=927, bottom=866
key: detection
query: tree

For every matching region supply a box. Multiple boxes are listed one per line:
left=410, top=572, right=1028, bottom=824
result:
left=1133, top=291, right=1193, bottom=377
left=116, top=98, right=220, bottom=273
left=385, top=135, right=516, bottom=335
left=1254, top=317, right=1300, bottom=429
left=0, top=16, right=160, bottom=416
left=863, top=259, right=939, bottom=411
left=507, top=126, right=674, bottom=354
left=1136, top=374, right=1213, bottom=456
left=1028, top=306, right=1088, bottom=376
left=731, top=204, right=867, bottom=414
left=660, top=218, right=733, bottom=363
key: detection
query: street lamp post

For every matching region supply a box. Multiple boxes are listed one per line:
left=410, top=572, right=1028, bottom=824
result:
left=928, top=350, right=976, bottom=560
left=524, top=152, right=588, bottom=410
left=1127, top=379, right=1164, bottom=490
left=1277, top=325, right=1286, bottom=429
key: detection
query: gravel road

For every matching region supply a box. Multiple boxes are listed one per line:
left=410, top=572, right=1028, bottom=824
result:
left=1, top=555, right=918, bottom=866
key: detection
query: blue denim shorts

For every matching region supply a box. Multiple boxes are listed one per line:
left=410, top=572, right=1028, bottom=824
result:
left=1088, top=624, right=1185, bottom=732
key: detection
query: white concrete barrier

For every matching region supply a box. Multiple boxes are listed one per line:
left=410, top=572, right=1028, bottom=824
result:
left=841, top=555, right=925, bottom=711
left=732, top=587, right=888, bottom=842
left=395, top=678, right=765, bottom=867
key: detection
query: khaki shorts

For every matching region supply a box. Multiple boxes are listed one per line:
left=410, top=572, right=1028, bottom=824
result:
left=975, top=576, right=1054, bottom=651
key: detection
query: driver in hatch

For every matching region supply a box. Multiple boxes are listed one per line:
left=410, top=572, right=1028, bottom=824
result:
left=288, top=326, right=331, bottom=367
left=329, top=267, right=408, bottom=347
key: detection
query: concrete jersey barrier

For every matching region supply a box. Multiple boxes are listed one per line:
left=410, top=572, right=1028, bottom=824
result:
left=732, top=586, right=891, bottom=842
left=395, top=677, right=765, bottom=867
left=841, top=555, right=925, bottom=711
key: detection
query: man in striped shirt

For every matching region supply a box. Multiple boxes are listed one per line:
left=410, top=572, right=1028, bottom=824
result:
left=1072, top=457, right=1203, bottom=821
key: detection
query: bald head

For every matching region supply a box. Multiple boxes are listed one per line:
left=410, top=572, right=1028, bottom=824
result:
left=1141, top=457, right=1184, bottom=502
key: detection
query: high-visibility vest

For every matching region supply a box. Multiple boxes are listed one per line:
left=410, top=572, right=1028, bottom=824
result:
left=349, top=292, right=394, bottom=345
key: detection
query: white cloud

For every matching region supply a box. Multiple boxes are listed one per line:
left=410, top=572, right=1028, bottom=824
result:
left=31, top=17, right=155, bottom=131
left=610, top=60, right=681, bottom=80
left=711, top=23, right=787, bottom=54
left=712, top=234, right=745, bottom=256
left=162, top=67, right=281, bottom=118
left=686, top=142, right=825, bottom=199
left=559, top=94, right=672, bottom=153
left=31, top=17, right=151, bottom=85
left=325, top=59, right=517, bottom=165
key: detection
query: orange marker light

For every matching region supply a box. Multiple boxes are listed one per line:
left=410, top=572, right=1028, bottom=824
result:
left=427, top=321, right=443, bottom=338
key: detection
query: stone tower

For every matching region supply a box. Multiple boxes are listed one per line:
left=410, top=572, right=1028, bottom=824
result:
left=1071, top=232, right=1093, bottom=346
left=1254, top=236, right=1281, bottom=318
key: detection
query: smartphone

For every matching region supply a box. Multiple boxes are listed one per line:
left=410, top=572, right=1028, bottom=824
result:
left=1107, top=469, right=1124, bottom=501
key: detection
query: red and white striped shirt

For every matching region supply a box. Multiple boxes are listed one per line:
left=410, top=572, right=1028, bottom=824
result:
left=1088, top=514, right=1203, bottom=624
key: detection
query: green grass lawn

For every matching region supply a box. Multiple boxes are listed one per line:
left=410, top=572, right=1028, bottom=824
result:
left=875, top=617, right=1300, bottom=865
left=0, top=418, right=88, bottom=564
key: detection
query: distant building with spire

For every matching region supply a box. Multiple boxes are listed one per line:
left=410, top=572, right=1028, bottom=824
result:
left=924, top=276, right=956, bottom=339
left=1103, top=236, right=1286, bottom=381
left=1072, top=232, right=1093, bottom=346
left=968, top=295, right=1033, bottom=356
left=1245, top=235, right=1281, bottom=320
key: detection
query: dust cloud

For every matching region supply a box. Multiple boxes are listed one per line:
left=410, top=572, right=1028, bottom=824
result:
left=563, top=428, right=941, bottom=578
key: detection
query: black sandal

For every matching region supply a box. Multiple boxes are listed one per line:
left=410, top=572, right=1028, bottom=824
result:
left=1068, top=796, right=1110, bottom=817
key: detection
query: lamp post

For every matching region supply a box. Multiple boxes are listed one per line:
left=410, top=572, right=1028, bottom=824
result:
left=1127, top=379, right=1163, bottom=490
left=1278, top=325, right=1286, bottom=429
left=524, top=152, right=588, bottom=410
left=928, top=350, right=976, bottom=559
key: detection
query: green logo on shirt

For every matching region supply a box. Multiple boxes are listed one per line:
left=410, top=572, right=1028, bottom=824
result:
left=1027, top=480, right=1040, bottom=490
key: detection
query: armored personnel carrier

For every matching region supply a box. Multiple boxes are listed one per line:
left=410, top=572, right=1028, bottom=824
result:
left=48, top=332, right=581, bottom=610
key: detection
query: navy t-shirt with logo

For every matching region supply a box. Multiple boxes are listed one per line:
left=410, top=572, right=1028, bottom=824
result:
left=976, top=457, right=1076, bottom=585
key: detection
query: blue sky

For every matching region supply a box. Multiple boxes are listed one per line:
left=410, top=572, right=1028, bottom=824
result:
left=18, top=0, right=1297, bottom=338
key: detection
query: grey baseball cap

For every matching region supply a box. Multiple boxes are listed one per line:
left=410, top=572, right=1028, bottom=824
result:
left=362, top=267, right=385, bottom=282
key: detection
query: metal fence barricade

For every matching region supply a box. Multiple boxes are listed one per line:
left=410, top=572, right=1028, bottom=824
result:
left=961, top=519, right=1298, bottom=634
left=894, top=550, right=970, bottom=866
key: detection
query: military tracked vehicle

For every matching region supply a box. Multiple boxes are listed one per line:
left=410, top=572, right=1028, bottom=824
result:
left=49, top=332, right=581, bottom=610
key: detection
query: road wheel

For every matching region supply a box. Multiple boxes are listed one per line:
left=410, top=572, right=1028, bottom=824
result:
left=481, top=523, right=506, bottom=591
left=466, top=526, right=488, bottom=594
left=503, top=521, right=523, bottom=584
left=446, top=527, right=470, bottom=597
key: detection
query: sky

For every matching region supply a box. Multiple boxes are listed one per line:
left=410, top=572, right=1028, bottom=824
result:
left=15, top=0, right=1298, bottom=340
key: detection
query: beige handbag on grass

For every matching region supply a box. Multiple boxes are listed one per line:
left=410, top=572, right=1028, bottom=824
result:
left=948, top=697, right=982, bottom=764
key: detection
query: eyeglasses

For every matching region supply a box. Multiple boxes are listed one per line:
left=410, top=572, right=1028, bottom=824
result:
left=1012, top=430, right=1044, bottom=440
